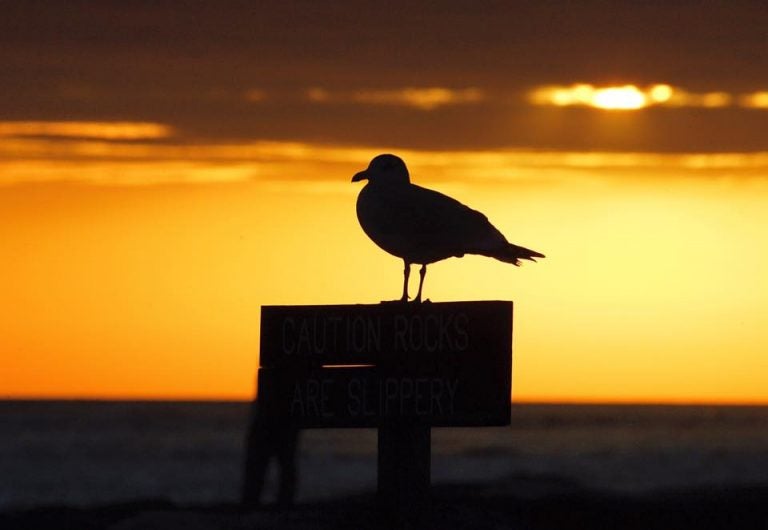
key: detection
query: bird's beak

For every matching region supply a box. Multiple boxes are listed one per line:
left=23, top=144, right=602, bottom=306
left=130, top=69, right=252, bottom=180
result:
left=351, top=170, right=368, bottom=183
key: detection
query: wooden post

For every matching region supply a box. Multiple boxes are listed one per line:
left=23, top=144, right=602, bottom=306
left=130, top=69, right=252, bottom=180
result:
left=378, top=420, right=431, bottom=520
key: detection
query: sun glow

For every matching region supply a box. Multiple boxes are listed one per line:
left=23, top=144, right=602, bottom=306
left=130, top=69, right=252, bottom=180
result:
left=648, top=84, right=674, bottom=103
left=529, top=84, right=652, bottom=110
left=528, top=83, right=753, bottom=110
left=591, top=86, right=647, bottom=110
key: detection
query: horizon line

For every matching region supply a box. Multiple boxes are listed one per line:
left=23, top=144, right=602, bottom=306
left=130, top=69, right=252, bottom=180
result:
left=3, top=396, right=768, bottom=407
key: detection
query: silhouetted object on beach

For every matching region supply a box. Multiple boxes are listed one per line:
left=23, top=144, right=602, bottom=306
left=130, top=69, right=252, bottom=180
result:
left=241, top=401, right=300, bottom=508
left=257, top=301, right=513, bottom=523
left=352, top=154, right=545, bottom=302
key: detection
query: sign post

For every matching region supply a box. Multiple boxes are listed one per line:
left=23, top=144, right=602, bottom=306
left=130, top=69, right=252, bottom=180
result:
left=377, top=419, right=431, bottom=518
left=251, top=301, right=513, bottom=519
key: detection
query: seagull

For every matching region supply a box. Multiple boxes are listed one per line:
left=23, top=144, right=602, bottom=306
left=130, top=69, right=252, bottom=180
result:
left=352, top=154, right=544, bottom=302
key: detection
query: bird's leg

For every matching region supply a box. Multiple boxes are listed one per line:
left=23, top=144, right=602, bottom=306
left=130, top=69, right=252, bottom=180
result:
left=415, top=264, right=427, bottom=303
left=400, top=261, right=411, bottom=303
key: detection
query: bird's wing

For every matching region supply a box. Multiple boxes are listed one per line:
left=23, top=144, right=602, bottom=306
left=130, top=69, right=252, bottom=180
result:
left=397, top=184, right=508, bottom=254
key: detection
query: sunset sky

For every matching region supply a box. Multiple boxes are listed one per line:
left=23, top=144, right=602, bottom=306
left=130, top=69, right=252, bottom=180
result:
left=2, top=2, right=767, bottom=403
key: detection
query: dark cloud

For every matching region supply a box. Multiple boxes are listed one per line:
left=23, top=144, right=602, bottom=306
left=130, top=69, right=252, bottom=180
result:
left=2, top=1, right=768, bottom=151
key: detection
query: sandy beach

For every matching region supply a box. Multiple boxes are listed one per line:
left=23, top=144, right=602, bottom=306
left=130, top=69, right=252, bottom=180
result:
left=3, top=402, right=767, bottom=529
left=4, top=482, right=768, bottom=530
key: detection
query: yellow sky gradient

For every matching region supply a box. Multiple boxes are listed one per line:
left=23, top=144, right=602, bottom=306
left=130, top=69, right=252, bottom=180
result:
left=4, top=3, right=768, bottom=405
left=2, top=141, right=767, bottom=403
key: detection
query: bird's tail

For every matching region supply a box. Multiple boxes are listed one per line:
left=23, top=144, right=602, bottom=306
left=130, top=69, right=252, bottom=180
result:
left=488, top=243, right=545, bottom=266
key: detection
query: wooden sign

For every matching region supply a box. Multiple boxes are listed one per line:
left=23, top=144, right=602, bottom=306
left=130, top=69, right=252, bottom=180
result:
left=260, top=301, right=510, bottom=368
left=258, top=301, right=512, bottom=428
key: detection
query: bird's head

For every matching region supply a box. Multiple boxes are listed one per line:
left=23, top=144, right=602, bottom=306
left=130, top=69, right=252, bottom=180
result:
left=352, top=154, right=410, bottom=185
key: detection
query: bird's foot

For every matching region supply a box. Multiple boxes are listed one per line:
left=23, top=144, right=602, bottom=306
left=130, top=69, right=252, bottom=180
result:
left=410, top=294, right=433, bottom=304
left=379, top=297, right=431, bottom=304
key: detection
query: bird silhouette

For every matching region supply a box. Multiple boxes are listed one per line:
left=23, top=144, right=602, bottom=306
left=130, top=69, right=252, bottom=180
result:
left=352, top=154, right=544, bottom=302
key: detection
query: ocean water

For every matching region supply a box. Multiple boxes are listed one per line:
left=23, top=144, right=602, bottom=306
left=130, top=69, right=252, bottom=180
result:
left=1, top=401, right=767, bottom=510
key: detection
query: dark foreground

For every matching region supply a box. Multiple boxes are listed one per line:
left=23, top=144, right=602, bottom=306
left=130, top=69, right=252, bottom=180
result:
left=4, top=483, right=767, bottom=530
left=4, top=402, right=767, bottom=528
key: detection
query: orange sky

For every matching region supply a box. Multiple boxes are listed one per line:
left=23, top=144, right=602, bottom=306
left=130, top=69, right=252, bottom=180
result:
left=2, top=3, right=768, bottom=403
left=2, top=144, right=767, bottom=403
